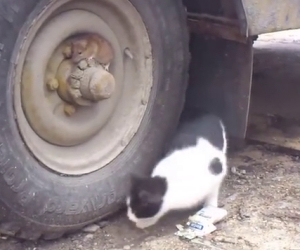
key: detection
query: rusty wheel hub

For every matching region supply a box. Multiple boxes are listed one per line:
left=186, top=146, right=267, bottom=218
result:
left=14, top=1, right=152, bottom=175
left=21, top=30, right=119, bottom=147
left=47, top=34, right=116, bottom=111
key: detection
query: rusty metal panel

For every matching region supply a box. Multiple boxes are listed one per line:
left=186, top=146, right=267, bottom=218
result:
left=185, top=34, right=253, bottom=139
left=242, top=0, right=300, bottom=35
left=187, top=13, right=248, bottom=43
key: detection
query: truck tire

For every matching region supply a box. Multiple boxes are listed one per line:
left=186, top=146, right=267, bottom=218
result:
left=0, top=0, right=189, bottom=240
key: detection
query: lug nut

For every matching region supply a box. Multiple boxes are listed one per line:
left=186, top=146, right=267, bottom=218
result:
left=64, top=104, right=76, bottom=116
left=62, top=45, right=73, bottom=59
left=46, top=78, right=59, bottom=91
left=78, top=60, right=88, bottom=70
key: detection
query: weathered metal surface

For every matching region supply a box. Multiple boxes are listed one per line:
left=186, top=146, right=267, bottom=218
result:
left=241, top=0, right=300, bottom=35
left=187, top=13, right=247, bottom=43
left=184, top=34, right=253, bottom=139
left=184, top=0, right=249, bottom=43
left=185, top=0, right=300, bottom=41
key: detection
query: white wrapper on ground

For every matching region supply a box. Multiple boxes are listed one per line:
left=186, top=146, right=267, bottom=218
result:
left=189, top=206, right=228, bottom=224
left=175, top=206, right=228, bottom=239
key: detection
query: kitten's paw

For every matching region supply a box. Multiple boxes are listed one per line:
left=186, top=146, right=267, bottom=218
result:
left=135, top=223, right=148, bottom=229
left=135, top=220, right=157, bottom=229
left=135, top=222, right=151, bottom=229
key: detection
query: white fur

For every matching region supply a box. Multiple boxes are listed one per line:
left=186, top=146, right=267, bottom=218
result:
left=128, top=122, right=227, bottom=229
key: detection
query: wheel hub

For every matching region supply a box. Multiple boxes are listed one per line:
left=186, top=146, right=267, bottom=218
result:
left=47, top=34, right=115, bottom=108
left=21, top=27, right=119, bottom=146
left=14, top=1, right=153, bottom=175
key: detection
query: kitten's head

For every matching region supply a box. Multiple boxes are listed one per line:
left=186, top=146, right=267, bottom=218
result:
left=126, top=175, right=167, bottom=228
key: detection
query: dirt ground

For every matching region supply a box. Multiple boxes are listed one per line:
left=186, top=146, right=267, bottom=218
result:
left=0, top=144, right=299, bottom=250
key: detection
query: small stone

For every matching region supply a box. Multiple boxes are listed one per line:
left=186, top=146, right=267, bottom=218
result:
left=123, top=245, right=131, bottom=250
left=213, top=235, right=237, bottom=244
left=98, top=220, right=109, bottom=228
left=83, top=224, right=100, bottom=233
left=145, top=236, right=156, bottom=241
left=231, top=166, right=237, bottom=174
left=84, top=234, right=94, bottom=241
left=176, top=224, right=184, bottom=231
left=72, top=240, right=79, bottom=244
left=0, top=235, right=7, bottom=240
left=223, top=193, right=239, bottom=204
left=239, top=207, right=251, bottom=219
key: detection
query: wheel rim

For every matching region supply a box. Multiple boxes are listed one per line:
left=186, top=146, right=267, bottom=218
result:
left=13, top=0, right=153, bottom=175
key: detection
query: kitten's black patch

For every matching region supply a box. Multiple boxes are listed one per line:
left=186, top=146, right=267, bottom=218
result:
left=129, top=176, right=167, bottom=219
left=209, top=158, right=223, bottom=175
left=168, top=114, right=225, bottom=152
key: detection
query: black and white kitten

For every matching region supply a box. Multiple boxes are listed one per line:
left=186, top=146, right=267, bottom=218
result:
left=127, top=114, right=227, bottom=229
